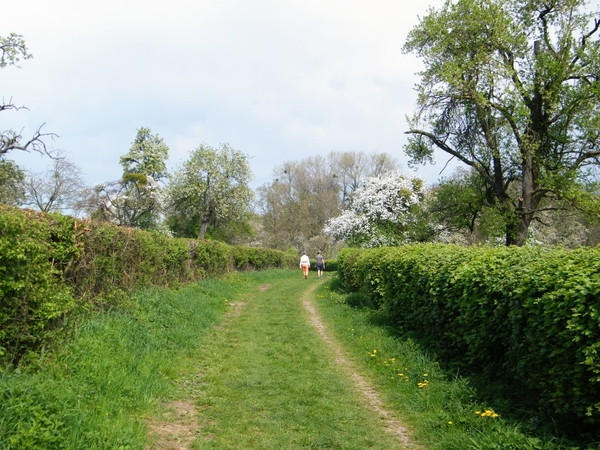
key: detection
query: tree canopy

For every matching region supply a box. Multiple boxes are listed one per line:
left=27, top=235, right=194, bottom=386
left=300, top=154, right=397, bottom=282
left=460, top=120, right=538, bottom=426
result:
left=166, top=143, right=253, bottom=239
left=323, top=171, right=428, bottom=248
left=83, top=128, right=168, bottom=229
left=403, top=0, right=600, bottom=245
left=255, top=151, right=400, bottom=254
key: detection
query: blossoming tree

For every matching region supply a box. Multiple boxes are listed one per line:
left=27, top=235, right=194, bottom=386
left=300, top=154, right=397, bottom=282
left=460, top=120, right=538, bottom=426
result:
left=323, top=171, right=429, bottom=248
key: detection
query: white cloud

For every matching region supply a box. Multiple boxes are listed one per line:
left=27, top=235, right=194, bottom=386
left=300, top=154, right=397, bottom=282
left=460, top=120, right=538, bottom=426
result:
left=1, top=0, right=451, bottom=190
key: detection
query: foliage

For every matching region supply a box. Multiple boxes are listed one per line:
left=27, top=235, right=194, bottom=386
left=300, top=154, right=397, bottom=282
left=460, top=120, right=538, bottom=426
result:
left=0, top=159, right=25, bottom=206
left=85, top=128, right=169, bottom=229
left=85, top=175, right=163, bottom=229
left=0, top=205, right=296, bottom=362
left=119, top=127, right=169, bottom=181
left=166, top=143, right=253, bottom=239
left=324, top=171, right=431, bottom=247
left=403, top=0, right=600, bottom=246
left=0, top=205, right=81, bottom=362
left=337, top=244, right=600, bottom=438
left=255, top=151, right=399, bottom=256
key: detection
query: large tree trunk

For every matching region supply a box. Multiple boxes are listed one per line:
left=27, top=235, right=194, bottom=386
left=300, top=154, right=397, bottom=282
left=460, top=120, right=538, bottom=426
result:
left=198, top=220, right=209, bottom=239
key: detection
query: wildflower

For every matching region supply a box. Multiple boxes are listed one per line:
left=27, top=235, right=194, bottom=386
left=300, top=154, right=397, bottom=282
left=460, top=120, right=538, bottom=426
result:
left=479, top=409, right=499, bottom=418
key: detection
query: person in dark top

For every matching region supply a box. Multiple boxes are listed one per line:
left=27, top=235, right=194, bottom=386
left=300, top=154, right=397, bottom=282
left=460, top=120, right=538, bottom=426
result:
left=315, top=251, right=325, bottom=279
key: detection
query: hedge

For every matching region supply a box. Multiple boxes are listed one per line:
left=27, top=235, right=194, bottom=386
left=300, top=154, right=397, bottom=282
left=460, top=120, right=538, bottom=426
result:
left=337, top=244, right=600, bottom=433
left=0, top=205, right=296, bottom=363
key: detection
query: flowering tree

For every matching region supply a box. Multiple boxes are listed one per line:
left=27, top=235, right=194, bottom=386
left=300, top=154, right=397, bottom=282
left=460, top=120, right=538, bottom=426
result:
left=81, top=128, right=169, bottom=228
left=85, top=175, right=163, bottom=227
left=323, top=171, right=429, bottom=248
left=166, top=143, right=253, bottom=239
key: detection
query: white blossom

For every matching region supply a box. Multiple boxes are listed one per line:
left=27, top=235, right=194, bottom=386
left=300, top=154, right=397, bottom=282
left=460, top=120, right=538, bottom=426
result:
left=323, top=171, right=426, bottom=248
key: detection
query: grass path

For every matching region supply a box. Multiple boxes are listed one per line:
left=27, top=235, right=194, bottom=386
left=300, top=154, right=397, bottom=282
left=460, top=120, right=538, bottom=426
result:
left=149, top=270, right=415, bottom=449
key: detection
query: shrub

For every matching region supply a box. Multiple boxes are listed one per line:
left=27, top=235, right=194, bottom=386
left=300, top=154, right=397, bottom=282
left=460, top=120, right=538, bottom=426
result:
left=338, top=243, right=600, bottom=435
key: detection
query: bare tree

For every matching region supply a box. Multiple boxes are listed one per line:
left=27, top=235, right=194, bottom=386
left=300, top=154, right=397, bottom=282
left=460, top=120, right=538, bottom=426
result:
left=22, top=152, right=85, bottom=214
left=1, top=33, right=56, bottom=157
left=256, top=151, right=400, bottom=255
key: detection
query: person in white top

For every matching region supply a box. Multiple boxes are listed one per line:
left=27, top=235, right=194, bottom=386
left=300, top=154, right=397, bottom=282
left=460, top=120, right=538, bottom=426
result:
left=299, top=252, right=310, bottom=279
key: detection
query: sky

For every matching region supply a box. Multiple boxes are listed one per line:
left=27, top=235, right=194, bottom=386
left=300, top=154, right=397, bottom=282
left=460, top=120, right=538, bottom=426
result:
left=2, top=0, right=452, bottom=191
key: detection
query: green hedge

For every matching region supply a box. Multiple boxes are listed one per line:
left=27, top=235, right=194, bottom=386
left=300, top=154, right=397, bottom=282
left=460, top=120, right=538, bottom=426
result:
left=0, top=208, right=81, bottom=362
left=0, top=205, right=297, bottom=363
left=337, top=244, right=600, bottom=433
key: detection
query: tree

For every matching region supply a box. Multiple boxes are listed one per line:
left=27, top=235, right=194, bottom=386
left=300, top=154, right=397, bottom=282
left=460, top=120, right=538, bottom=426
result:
left=119, top=127, right=169, bottom=181
left=166, top=143, right=253, bottom=239
left=1, top=33, right=55, bottom=157
left=22, top=152, right=85, bottom=214
left=112, top=127, right=170, bottom=229
left=428, top=167, right=508, bottom=244
left=403, top=0, right=600, bottom=246
left=256, top=151, right=401, bottom=254
left=329, top=151, right=399, bottom=205
left=0, top=159, right=25, bottom=205
left=79, top=128, right=168, bottom=228
left=82, top=177, right=162, bottom=227
left=323, top=171, right=429, bottom=248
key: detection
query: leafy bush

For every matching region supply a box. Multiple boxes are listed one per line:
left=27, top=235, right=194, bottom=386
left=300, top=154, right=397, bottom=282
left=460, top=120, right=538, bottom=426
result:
left=0, top=206, right=296, bottom=363
left=0, top=206, right=81, bottom=362
left=338, top=244, right=600, bottom=436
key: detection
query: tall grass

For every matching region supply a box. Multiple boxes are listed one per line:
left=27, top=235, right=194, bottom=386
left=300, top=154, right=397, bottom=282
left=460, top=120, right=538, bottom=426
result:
left=0, top=277, right=235, bottom=449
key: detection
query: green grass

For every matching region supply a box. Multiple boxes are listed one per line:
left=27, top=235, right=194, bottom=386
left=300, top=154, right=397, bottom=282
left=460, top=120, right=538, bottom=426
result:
left=311, top=278, right=593, bottom=450
left=0, top=276, right=234, bottom=449
left=188, top=269, right=403, bottom=449
left=1, top=268, right=595, bottom=449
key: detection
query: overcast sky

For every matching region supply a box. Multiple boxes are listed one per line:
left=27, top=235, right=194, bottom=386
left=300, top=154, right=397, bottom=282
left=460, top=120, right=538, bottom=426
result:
left=2, top=0, right=452, bottom=190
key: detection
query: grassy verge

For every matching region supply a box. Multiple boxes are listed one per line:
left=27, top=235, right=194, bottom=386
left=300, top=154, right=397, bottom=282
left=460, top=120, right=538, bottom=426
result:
left=187, top=269, right=404, bottom=449
left=312, top=278, right=595, bottom=450
left=4, top=268, right=592, bottom=449
left=0, top=276, right=238, bottom=449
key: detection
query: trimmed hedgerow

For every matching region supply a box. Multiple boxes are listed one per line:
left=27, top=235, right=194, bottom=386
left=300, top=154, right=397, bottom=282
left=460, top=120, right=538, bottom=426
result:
left=0, top=205, right=296, bottom=363
left=0, top=208, right=81, bottom=362
left=337, top=244, right=600, bottom=435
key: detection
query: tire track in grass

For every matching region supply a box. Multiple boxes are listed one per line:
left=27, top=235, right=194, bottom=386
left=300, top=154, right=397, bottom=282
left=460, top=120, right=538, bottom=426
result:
left=301, top=284, right=420, bottom=449
left=149, top=273, right=417, bottom=449
left=146, top=285, right=267, bottom=449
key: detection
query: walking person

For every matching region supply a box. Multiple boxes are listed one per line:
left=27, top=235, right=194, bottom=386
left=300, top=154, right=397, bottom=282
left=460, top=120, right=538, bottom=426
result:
left=300, top=252, right=310, bottom=279
left=315, top=251, right=325, bottom=279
